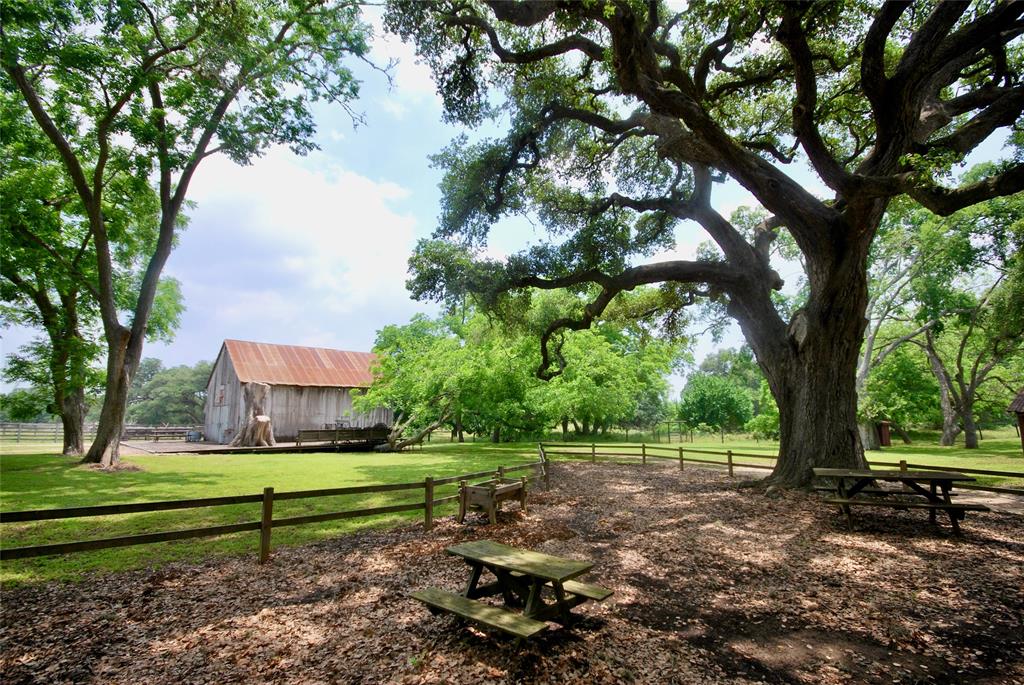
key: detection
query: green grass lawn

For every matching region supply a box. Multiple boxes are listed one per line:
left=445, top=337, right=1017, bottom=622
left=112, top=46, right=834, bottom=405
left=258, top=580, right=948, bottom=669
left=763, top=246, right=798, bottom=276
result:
left=2, top=429, right=1020, bottom=585
left=542, top=428, right=1024, bottom=487
left=0, top=443, right=539, bottom=585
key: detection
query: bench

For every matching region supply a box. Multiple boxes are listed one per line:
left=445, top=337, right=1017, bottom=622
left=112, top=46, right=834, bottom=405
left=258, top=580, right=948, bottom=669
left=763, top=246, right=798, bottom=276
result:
left=294, top=427, right=389, bottom=446
left=823, top=498, right=988, bottom=514
left=458, top=476, right=528, bottom=524
left=122, top=427, right=190, bottom=441
left=506, top=572, right=613, bottom=602
left=410, top=588, right=547, bottom=639
left=813, top=485, right=958, bottom=497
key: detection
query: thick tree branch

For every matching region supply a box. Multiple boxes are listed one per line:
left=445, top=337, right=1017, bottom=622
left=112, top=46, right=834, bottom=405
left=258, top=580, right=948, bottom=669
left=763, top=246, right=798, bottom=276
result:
left=923, top=86, right=1024, bottom=155
left=441, top=11, right=604, bottom=62
left=516, top=259, right=742, bottom=378
left=860, top=1, right=910, bottom=114
left=3, top=63, right=94, bottom=209
left=903, top=164, right=1024, bottom=216
left=5, top=223, right=101, bottom=301
left=777, top=6, right=853, bottom=193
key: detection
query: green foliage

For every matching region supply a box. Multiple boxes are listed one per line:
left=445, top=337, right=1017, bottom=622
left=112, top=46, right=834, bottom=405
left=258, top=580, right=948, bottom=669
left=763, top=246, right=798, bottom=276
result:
left=698, top=345, right=765, bottom=411
left=745, top=380, right=780, bottom=440
left=126, top=360, right=212, bottom=425
left=678, top=373, right=753, bottom=435
left=0, top=387, right=54, bottom=422
left=3, top=0, right=372, bottom=459
left=357, top=292, right=683, bottom=442
left=860, top=344, right=940, bottom=429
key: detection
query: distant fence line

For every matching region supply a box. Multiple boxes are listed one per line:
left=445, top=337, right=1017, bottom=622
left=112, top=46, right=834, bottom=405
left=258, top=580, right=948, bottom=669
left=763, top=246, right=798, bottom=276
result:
left=0, top=423, right=204, bottom=443
left=538, top=442, right=1024, bottom=497
left=0, top=456, right=549, bottom=563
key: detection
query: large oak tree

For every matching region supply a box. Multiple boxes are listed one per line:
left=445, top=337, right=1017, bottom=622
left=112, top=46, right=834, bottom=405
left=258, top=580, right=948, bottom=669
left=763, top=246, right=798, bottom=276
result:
left=388, top=0, right=1024, bottom=486
left=2, top=0, right=371, bottom=466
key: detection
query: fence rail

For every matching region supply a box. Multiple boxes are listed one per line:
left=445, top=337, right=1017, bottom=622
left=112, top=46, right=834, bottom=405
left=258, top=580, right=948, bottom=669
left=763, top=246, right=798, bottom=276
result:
left=0, top=422, right=201, bottom=443
left=539, top=442, right=1024, bottom=496
left=0, top=459, right=549, bottom=563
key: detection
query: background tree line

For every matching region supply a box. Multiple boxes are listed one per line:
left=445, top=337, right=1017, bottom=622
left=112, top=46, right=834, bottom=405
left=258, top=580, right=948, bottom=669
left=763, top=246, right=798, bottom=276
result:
left=1, top=358, right=211, bottom=428
left=355, top=290, right=685, bottom=449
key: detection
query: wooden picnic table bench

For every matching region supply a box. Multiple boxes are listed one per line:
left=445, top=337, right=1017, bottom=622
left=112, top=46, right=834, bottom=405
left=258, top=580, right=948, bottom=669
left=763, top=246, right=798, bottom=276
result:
left=457, top=475, right=528, bottom=524
left=410, top=540, right=613, bottom=639
left=813, top=467, right=989, bottom=535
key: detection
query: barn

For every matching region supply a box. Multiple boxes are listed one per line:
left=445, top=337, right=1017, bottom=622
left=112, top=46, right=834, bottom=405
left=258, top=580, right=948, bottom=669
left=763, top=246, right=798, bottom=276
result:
left=203, top=339, right=392, bottom=444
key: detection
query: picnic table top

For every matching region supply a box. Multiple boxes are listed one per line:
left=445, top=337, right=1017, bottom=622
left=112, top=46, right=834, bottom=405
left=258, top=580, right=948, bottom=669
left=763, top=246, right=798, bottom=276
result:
left=812, top=467, right=974, bottom=482
left=446, top=540, right=593, bottom=583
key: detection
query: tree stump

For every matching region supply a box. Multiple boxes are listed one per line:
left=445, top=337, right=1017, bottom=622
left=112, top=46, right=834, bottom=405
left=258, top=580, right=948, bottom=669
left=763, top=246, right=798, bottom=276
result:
left=231, top=382, right=276, bottom=447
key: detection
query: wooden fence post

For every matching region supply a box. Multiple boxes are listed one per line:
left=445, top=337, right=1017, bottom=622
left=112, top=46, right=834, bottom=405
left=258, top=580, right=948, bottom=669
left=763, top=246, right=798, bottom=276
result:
left=424, top=477, right=434, bottom=531
left=642, top=443, right=646, bottom=465
left=259, top=487, right=274, bottom=564
left=678, top=446, right=684, bottom=470
left=899, top=459, right=907, bottom=472
left=591, top=443, right=596, bottom=463
left=727, top=450, right=734, bottom=478
left=497, top=465, right=505, bottom=481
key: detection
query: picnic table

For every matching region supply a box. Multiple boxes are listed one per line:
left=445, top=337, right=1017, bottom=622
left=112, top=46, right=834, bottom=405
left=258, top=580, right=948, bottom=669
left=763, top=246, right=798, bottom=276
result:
left=813, top=467, right=989, bottom=535
left=411, top=540, right=613, bottom=639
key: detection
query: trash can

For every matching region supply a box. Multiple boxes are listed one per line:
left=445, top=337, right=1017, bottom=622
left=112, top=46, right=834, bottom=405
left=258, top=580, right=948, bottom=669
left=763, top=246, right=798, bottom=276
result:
left=877, top=421, right=891, bottom=447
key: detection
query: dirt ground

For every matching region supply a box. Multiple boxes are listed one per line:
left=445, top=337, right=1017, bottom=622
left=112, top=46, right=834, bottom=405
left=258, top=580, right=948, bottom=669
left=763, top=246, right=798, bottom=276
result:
left=1, top=462, right=1021, bottom=684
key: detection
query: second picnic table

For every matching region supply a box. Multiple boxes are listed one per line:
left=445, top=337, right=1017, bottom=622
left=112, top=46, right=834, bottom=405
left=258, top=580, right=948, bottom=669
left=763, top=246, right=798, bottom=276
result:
left=813, top=467, right=989, bottom=535
left=411, top=540, right=612, bottom=638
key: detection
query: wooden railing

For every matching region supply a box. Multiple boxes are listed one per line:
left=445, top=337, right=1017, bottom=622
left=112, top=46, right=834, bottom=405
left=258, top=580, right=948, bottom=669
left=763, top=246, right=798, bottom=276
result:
left=0, top=423, right=201, bottom=443
left=538, top=443, right=1024, bottom=496
left=294, top=426, right=390, bottom=446
left=0, top=457, right=549, bottom=563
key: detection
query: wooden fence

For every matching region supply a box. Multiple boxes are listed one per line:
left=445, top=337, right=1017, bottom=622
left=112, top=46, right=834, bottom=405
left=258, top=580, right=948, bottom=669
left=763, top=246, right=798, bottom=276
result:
left=0, top=423, right=89, bottom=443
left=538, top=442, right=1024, bottom=497
left=0, top=457, right=549, bottom=563
left=0, top=423, right=201, bottom=443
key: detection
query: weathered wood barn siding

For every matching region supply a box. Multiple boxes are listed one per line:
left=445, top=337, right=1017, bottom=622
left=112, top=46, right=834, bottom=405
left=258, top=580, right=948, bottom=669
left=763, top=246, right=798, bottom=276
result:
left=259, top=386, right=391, bottom=441
left=203, top=340, right=392, bottom=444
left=204, top=347, right=244, bottom=444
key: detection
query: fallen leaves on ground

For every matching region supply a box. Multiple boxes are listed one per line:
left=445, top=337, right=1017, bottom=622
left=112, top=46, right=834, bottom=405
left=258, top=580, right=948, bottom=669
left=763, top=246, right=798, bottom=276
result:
left=1, top=462, right=1022, bottom=684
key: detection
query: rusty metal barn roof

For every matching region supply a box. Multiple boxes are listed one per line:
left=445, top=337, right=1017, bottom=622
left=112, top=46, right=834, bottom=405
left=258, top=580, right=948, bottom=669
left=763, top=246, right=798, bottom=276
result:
left=222, top=339, right=377, bottom=388
left=1010, top=389, right=1024, bottom=414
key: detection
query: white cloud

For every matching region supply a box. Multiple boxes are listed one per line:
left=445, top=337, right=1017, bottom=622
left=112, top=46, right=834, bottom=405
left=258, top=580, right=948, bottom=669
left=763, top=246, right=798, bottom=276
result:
left=175, top=146, right=418, bottom=332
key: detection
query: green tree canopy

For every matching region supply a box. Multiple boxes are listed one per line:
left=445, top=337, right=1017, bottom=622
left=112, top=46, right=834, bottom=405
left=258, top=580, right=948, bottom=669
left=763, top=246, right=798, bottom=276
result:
left=387, top=0, right=1024, bottom=486
left=2, top=0, right=371, bottom=466
left=126, top=360, right=212, bottom=426
left=678, top=373, right=753, bottom=439
left=357, top=293, right=683, bottom=448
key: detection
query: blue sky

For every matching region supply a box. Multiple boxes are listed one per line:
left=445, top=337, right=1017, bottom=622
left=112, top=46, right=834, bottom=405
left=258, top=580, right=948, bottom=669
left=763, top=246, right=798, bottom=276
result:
left=1, top=10, right=818, bottom=396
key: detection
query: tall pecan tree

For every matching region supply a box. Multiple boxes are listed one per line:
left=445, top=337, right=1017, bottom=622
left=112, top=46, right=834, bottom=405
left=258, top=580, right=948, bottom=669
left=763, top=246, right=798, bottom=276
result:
left=2, top=0, right=371, bottom=466
left=388, top=0, right=1024, bottom=486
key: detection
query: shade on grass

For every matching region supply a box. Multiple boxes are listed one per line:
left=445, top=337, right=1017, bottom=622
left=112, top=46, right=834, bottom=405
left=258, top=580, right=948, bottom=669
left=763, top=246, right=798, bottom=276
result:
left=2, top=429, right=1019, bottom=584
left=0, top=444, right=539, bottom=585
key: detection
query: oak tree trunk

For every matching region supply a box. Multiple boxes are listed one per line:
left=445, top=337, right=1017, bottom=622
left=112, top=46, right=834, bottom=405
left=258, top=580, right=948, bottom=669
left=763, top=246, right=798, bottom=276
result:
left=60, top=388, right=87, bottom=456
left=962, top=398, right=979, bottom=449
left=893, top=424, right=912, bottom=444
left=737, top=237, right=872, bottom=488
left=84, top=328, right=134, bottom=467
left=858, top=422, right=881, bottom=451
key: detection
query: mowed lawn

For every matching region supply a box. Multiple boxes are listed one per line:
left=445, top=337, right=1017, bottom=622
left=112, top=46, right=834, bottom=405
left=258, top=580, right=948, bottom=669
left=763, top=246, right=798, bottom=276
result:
left=2, top=430, right=1021, bottom=585
left=0, top=444, right=540, bottom=585
left=549, top=428, right=1024, bottom=486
